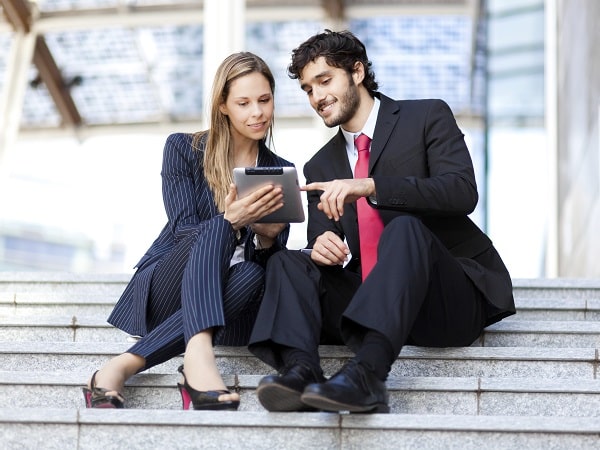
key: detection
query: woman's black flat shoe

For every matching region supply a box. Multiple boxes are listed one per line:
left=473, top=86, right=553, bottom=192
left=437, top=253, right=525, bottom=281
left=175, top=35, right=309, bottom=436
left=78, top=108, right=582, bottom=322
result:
left=177, top=365, right=239, bottom=411
left=82, top=370, right=125, bottom=409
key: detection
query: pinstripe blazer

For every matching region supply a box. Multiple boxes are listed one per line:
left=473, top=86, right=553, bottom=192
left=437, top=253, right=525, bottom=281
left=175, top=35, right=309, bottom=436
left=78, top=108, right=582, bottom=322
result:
left=108, top=132, right=294, bottom=337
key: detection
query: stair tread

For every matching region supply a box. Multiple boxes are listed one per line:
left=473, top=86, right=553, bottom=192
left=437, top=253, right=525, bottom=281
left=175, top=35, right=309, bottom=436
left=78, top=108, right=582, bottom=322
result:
left=4, top=316, right=600, bottom=333
left=2, top=407, right=600, bottom=433
left=3, top=370, right=600, bottom=393
left=0, top=341, right=596, bottom=360
left=1, top=274, right=599, bottom=287
left=2, top=275, right=600, bottom=447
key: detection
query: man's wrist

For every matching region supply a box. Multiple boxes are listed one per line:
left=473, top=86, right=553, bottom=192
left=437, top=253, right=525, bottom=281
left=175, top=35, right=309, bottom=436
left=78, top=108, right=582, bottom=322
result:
left=368, top=178, right=377, bottom=198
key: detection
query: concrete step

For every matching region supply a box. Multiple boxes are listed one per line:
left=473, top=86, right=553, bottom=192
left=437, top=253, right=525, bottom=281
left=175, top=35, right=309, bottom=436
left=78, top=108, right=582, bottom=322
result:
left=511, top=297, right=600, bottom=321
left=3, top=370, right=600, bottom=417
left=0, top=315, right=130, bottom=343
left=2, top=408, right=600, bottom=450
left=3, top=298, right=599, bottom=325
left=4, top=295, right=600, bottom=322
left=4, top=315, right=600, bottom=348
left=0, top=293, right=115, bottom=318
left=0, top=272, right=125, bottom=318
left=2, top=274, right=600, bottom=321
left=511, top=278, right=600, bottom=300
left=2, top=274, right=600, bottom=449
left=0, top=342, right=597, bottom=379
left=2, top=274, right=599, bottom=299
left=478, top=319, right=600, bottom=347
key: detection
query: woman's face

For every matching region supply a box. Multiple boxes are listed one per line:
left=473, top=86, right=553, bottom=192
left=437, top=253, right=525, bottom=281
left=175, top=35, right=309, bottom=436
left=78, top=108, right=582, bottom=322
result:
left=220, top=72, right=274, bottom=143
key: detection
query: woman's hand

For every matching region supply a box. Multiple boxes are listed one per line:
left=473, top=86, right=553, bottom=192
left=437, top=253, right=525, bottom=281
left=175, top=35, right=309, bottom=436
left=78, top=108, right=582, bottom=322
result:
left=250, top=222, right=286, bottom=249
left=223, top=183, right=283, bottom=230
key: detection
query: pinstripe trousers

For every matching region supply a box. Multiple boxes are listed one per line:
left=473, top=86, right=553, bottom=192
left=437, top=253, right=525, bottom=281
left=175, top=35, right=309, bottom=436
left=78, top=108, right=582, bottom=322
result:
left=127, top=215, right=265, bottom=369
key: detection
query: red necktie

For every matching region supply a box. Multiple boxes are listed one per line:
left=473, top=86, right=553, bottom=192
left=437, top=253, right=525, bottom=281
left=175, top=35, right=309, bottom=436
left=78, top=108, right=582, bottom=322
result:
left=354, top=133, right=384, bottom=280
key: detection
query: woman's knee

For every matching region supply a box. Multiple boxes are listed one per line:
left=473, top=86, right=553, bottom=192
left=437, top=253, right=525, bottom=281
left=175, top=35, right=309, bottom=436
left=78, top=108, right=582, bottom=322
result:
left=233, top=261, right=264, bottom=283
left=205, top=215, right=232, bottom=238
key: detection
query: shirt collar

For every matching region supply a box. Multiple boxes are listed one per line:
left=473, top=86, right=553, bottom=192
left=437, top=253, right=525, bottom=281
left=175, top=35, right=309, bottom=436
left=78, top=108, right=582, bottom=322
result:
left=341, top=96, right=380, bottom=148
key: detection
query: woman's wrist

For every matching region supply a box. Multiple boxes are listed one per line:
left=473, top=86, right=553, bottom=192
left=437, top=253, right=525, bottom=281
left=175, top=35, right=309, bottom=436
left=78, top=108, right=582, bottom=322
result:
left=254, top=234, right=274, bottom=249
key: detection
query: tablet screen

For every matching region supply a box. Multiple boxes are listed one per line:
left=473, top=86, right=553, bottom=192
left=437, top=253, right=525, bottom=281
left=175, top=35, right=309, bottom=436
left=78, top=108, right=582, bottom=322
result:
left=233, top=167, right=305, bottom=223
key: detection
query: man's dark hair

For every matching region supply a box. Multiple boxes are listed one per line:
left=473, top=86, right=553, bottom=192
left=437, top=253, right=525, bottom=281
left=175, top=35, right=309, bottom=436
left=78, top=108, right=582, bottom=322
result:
left=287, top=29, right=378, bottom=96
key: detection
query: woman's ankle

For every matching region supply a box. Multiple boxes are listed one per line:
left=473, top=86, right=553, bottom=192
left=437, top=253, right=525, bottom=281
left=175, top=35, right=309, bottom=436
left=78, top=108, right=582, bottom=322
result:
left=91, top=353, right=145, bottom=391
left=183, top=334, right=229, bottom=392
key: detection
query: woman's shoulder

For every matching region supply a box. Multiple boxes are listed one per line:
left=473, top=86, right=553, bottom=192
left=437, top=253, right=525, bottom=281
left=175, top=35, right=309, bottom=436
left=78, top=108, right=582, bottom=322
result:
left=257, top=139, right=295, bottom=168
left=164, top=132, right=201, bottom=147
left=265, top=149, right=295, bottom=168
left=163, top=132, right=208, bottom=156
left=161, top=133, right=207, bottom=171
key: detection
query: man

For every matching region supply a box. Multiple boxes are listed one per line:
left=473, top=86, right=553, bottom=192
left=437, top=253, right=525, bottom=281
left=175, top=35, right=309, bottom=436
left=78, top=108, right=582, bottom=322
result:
left=248, top=29, right=515, bottom=414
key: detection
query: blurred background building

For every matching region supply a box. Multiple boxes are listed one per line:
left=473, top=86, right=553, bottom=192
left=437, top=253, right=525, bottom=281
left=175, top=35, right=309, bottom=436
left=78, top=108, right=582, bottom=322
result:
left=0, top=0, right=597, bottom=279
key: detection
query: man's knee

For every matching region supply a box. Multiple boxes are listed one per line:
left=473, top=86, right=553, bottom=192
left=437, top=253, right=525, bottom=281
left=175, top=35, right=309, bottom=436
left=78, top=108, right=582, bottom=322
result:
left=266, top=249, right=310, bottom=270
left=265, top=249, right=289, bottom=270
left=382, top=215, right=429, bottom=242
left=388, top=215, right=422, bottom=230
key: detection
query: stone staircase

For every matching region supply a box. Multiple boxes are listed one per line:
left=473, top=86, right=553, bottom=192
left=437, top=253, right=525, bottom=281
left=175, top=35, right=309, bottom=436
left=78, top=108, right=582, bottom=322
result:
left=1, top=273, right=600, bottom=449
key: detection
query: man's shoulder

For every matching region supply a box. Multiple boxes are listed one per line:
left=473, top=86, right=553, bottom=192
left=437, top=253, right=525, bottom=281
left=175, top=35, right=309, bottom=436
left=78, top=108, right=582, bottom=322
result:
left=380, top=94, right=448, bottom=107
left=305, top=131, right=343, bottom=166
left=380, top=95, right=452, bottom=114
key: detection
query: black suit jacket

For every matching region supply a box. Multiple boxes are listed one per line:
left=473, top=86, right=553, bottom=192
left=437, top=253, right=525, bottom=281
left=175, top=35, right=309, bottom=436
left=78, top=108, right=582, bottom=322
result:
left=303, top=95, right=515, bottom=325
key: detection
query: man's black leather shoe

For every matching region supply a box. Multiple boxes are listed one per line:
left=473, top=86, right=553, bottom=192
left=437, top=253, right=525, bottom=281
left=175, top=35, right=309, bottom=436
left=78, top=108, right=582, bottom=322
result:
left=301, top=359, right=389, bottom=413
left=256, top=361, right=326, bottom=411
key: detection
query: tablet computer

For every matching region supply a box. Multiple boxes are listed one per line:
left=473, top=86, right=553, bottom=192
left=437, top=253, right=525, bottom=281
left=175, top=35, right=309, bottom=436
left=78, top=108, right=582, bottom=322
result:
left=233, top=166, right=305, bottom=223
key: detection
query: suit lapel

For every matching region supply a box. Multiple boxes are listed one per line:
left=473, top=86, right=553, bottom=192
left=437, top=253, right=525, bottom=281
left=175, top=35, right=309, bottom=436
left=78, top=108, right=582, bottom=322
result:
left=256, top=140, right=272, bottom=167
left=328, top=130, right=353, bottom=179
left=370, top=94, right=401, bottom=173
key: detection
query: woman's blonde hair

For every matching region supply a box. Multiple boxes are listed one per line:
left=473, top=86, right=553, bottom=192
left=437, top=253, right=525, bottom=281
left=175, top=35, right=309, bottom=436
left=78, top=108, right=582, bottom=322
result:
left=193, top=52, right=275, bottom=212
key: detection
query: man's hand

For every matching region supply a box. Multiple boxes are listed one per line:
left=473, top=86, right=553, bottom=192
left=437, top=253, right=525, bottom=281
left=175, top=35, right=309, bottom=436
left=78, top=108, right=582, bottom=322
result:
left=224, top=184, right=283, bottom=230
left=302, top=178, right=375, bottom=221
left=309, top=231, right=350, bottom=266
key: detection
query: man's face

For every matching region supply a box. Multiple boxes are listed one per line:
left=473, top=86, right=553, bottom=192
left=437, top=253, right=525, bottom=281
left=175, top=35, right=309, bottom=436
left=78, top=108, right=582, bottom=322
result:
left=299, top=57, right=360, bottom=128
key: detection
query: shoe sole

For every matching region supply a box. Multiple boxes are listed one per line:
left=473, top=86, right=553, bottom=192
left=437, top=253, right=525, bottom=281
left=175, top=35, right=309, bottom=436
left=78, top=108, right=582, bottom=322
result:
left=191, top=402, right=239, bottom=411
left=301, top=392, right=389, bottom=414
left=256, top=383, right=308, bottom=412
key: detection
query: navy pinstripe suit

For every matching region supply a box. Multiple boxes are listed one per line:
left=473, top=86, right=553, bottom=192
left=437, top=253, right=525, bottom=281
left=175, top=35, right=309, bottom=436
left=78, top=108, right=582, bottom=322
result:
left=108, top=132, right=293, bottom=369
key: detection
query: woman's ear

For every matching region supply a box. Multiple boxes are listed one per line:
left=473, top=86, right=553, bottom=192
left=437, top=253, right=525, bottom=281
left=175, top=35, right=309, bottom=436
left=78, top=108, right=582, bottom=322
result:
left=219, top=103, right=228, bottom=115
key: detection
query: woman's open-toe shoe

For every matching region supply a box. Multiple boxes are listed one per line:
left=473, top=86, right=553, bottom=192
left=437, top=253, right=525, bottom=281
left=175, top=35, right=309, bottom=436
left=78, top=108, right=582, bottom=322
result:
left=82, top=371, right=125, bottom=409
left=177, top=365, right=239, bottom=411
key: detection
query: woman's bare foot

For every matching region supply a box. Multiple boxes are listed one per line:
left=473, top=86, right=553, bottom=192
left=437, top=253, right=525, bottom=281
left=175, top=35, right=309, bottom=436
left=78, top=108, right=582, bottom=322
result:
left=87, top=352, right=145, bottom=400
left=182, top=331, right=240, bottom=403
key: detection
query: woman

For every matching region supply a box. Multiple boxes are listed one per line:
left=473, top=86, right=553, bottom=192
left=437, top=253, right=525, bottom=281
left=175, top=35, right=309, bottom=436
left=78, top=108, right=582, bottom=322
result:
left=83, top=52, right=293, bottom=411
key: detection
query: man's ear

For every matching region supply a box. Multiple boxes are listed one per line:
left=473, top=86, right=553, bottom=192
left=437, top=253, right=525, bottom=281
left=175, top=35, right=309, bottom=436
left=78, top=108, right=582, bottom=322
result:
left=352, top=61, right=365, bottom=85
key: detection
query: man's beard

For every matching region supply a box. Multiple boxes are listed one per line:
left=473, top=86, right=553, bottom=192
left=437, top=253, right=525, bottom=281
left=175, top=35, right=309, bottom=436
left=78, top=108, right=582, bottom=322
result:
left=321, top=80, right=360, bottom=128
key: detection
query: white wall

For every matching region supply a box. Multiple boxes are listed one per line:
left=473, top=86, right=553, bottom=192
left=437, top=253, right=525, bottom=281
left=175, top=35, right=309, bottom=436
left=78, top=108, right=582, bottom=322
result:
left=0, top=121, right=335, bottom=272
